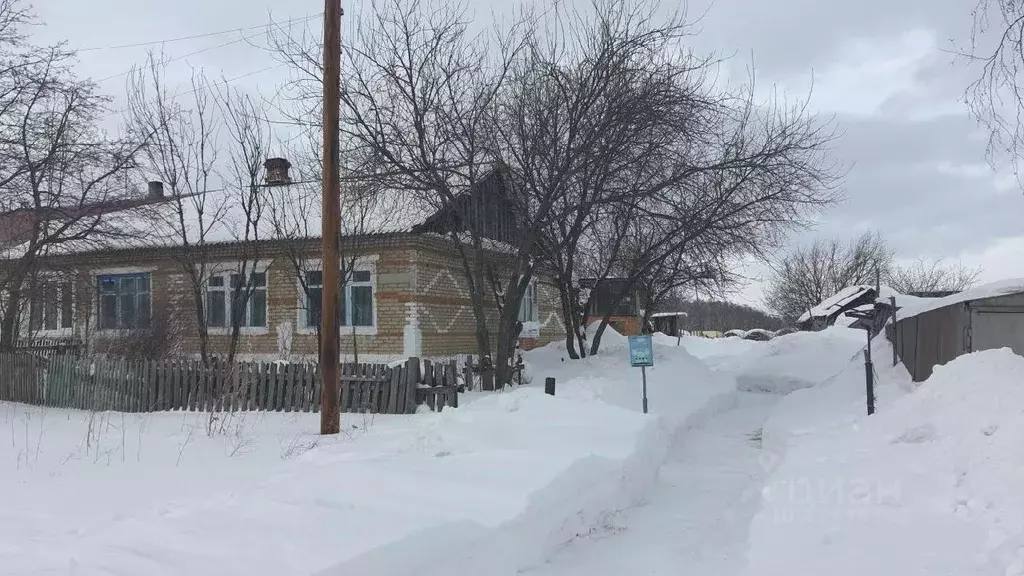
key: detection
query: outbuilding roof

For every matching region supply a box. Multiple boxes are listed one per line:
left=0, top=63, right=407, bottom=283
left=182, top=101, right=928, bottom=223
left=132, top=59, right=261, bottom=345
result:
left=887, top=279, right=1024, bottom=319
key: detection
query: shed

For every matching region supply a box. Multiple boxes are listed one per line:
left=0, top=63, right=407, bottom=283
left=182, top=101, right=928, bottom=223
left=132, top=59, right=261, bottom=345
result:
left=887, top=280, right=1024, bottom=382
left=649, top=311, right=687, bottom=336
left=797, top=285, right=879, bottom=331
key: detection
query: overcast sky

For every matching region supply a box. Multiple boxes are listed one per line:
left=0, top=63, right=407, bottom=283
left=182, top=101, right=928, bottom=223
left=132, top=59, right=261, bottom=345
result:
left=34, top=0, right=1024, bottom=309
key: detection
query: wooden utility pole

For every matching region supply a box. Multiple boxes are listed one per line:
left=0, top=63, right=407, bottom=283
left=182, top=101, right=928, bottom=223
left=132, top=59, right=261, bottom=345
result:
left=320, top=0, right=342, bottom=435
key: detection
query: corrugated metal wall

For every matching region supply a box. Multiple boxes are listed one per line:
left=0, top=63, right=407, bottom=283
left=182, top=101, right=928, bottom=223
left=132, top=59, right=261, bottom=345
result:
left=887, top=302, right=968, bottom=382
left=888, top=292, right=1024, bottom=382
left=968, top=293, right=1024, bottom=355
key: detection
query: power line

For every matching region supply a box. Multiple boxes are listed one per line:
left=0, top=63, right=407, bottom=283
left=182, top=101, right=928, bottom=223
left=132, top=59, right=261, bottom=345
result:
left=76, top=14, right=322, bottom=52
left=102, top=62, right=287, bottom=119
left=94, top=15, right=318, bottom=84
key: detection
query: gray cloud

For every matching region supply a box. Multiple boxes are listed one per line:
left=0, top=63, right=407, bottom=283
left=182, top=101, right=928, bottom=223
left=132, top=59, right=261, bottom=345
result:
left=34, top=0, right=1024, bottom=309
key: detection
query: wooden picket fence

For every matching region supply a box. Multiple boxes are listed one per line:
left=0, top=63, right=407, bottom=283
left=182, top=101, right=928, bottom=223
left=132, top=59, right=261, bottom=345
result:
left=0, top=354, right=460, bottom=414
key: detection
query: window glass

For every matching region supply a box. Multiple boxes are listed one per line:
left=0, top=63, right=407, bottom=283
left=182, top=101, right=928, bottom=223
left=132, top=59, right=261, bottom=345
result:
left=304, top=270, right=323, bottom=328
left=518, top=282, right=537, bottom=322
left=206, top=290, right=226, bottom=327
left=304, top=267, right=375, bottom=328
left=60, top=281, right=73, bottom=329
left=350, top=286, right=373, bottom=326
left=209, top=269, right=267, bottom=329
left=97, top=273, right=151, bottom=329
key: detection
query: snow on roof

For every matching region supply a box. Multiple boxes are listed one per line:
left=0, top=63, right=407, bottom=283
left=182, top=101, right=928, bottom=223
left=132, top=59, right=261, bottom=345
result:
left=834, top=303, right=874, bottom=327
left=9, top=186, right=429, bottom=258
left=890, top=278, right=1024, bottom=319
left=651, top=311, right=688, bottom=318
left=797, top=285, right=875, bottom=323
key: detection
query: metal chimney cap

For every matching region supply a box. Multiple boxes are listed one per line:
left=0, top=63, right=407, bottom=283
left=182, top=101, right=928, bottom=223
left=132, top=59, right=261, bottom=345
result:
left=264, top=157, right=292, bottom=186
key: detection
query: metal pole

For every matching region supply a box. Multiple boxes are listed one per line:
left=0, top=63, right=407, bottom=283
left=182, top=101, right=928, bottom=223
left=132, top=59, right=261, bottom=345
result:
left=890, top=295, right=898, bottom=367
left=864, top=340, right=875, bottom=416
left=319, top=0, right=342, bottom=435
left=641, top=366, right=649, bottom=414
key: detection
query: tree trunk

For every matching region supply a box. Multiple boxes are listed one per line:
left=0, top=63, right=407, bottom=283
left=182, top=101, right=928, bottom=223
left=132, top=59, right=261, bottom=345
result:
left=589, top=317, right=610, bottom=356
left=454, top=237, right=495, bottom=391
left=191, top=287, right=210, bottom=364
left=0, top=283, right=22, bottom=351
left=556, top=275, right=581, bottom=359
left=493, top=275, right=530, bottom=387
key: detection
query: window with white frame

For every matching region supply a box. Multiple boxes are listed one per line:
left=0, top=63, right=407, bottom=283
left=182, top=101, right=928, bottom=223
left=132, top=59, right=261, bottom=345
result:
left=97, top=273, right=151, bottom=330
left=518, top=281, right=538, bottom=322
left=29, top=277, right=74, bottom=332
left=204, top=269, right=267, bottom=329
left=301, top=268, right=375, bottom=329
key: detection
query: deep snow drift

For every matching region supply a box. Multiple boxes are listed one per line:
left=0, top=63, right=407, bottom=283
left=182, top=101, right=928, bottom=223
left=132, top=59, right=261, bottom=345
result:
left=1, top=331, right=733, bottom=576
left=746, top=347, right=1024, bottom=576
left=678, top=327, right=866, bottom=394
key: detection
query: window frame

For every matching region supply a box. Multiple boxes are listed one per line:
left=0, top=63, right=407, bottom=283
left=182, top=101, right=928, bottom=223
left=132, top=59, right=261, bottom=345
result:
left=26, top=274, right=75, bottom=336
left=297, top=256, right=378, bottom=335
left=202, top=262, right=271, bottom=335
left=94, top=270, right=153, bottom=332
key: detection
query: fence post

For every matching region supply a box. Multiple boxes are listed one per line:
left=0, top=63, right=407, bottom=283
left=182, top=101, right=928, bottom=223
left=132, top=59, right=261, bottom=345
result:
left=545, top=377, right=556, bottom=396
left=405, top=357, right=420, bottom=414
left=463, top=354, right=473, bottom=392
left=448, top=360, right=458, bottom=409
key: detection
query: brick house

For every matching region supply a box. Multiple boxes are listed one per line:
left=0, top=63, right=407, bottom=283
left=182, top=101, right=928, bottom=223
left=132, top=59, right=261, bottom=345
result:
left=14, top=230, right=565, bottom=362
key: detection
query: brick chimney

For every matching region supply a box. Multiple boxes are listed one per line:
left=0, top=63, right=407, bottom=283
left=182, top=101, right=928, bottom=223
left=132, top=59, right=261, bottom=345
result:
left=264, top=157, right=292, bottom=186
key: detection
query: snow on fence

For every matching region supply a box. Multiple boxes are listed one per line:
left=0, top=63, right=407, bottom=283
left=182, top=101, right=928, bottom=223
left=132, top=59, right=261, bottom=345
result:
left=0, top=354, right=459, bottom=414
left=13, top=337, right=84, bottom=359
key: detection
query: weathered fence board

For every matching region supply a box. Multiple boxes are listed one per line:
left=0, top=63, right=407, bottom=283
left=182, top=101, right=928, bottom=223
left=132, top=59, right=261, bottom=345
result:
left=0, top=354, right=464, bottom=415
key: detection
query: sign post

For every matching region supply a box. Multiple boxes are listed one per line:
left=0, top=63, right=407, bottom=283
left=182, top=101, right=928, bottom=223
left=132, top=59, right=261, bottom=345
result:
left=628, top=335, right=654, bottom=414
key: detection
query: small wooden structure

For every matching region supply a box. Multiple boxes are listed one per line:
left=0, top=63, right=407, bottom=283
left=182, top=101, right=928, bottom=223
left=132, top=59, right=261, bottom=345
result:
left=649, top=311, right=687, bottom=336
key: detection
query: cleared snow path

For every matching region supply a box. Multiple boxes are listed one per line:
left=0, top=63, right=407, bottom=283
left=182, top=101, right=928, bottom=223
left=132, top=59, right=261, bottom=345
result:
left=526, top=391, right=780, bottom=576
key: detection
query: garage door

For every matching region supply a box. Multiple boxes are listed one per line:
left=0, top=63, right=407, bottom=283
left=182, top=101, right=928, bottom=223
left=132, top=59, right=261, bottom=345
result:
left=970, top=310, right=1024, bottom=355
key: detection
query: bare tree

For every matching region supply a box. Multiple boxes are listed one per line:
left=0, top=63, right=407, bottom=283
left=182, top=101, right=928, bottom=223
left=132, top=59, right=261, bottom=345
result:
left=886, top=258, right=981, bottom=294
left=654, top=297, right=785, bottom=332
left=269, top=0, right=523, bottom=388
left=964, top=0, right=1024, bottom=178
left=264, top=138, right=408, bottom=363
left=764, top=231, right=893, bottom=322
left=128, top=55, right=279, bottom=364
left=127, top=56, right=226, bottom=362
left=215, top=82, right=274, bottom=364
left=0, top=2, right=149, bottom=349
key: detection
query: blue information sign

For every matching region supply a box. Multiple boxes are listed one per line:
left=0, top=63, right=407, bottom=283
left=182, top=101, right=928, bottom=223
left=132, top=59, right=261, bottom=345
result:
left=628, top=335, right=654, bottom=368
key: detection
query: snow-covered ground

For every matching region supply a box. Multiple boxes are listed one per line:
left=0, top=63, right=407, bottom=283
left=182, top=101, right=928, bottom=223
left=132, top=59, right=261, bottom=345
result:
left=516, top=327, right=872, bottom=576
left=0, top=330, right=733, bottom=576
left=525, top=391, right=778, bottom=576
left=8, top=323, right=1022, bottom=576
left=746, top=345, right=1024, bottom=576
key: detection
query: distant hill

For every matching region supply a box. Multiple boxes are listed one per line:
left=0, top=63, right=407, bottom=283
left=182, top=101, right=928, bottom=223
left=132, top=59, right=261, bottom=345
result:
left=657, top=299, right=786, bottom=332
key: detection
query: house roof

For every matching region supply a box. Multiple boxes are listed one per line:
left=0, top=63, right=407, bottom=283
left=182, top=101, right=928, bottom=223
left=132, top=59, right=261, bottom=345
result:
left=797, top=285, right=878, bottom=323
